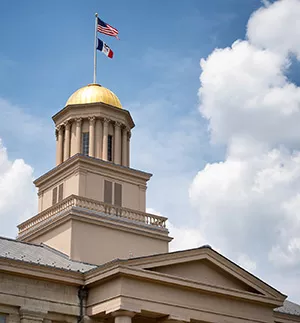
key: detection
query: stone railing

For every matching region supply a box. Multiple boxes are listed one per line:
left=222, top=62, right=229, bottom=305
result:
left=18, top=195, right=167, bottom=236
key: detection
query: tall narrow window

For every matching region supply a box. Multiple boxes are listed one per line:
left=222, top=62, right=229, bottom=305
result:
left=82, top=132, right=89, bottom=156
left=104, top=180, right=112, bottom=204
left=0, top=314, right=6, bottom=323
left=114, top=183, right=122, bottom=207
left=58, top=183, right=64, bottom=202
left=52, top=187, right=58, bottom=205
left=107, top=135, right=113, bottom=161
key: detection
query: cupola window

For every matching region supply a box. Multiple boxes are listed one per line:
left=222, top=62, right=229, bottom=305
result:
left=82, top=132, right=89, bottom=156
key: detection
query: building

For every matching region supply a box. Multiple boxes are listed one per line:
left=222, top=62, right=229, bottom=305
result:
left=0, top=83, right=300, bottom=323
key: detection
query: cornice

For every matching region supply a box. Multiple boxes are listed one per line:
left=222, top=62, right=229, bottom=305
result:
left=89, top=247, right=286, bottom=302
left=0, top=257, right=84, bottom=285
left=52, top=102, right=135, bottom=129
left=84, top=265, right=283, bottom=307
left=18, top=206, right=170, bottom=243
left=34, top=154, right=152, bottom=188
left=274, top=311, right=300, bottom=323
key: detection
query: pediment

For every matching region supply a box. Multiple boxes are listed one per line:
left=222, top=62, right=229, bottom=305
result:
left=147, top=259, right=261, bottom=294
left=126, top=247, right=286, bottom=301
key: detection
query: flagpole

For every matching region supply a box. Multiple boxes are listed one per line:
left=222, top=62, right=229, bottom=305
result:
left=93, top=13, right=98, bottom=84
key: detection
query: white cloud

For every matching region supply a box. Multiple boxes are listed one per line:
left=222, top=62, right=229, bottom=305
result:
left=0, top=139, right=37, bottom=238
left=237, top=254, right=257, bottom=272
left=248, top=0, right=300, bottom=58
left=190, top=0, right=300, bottom=301
left=147, top=208, right=206, bottom=252
left=168, top=221, right=206, bottom=252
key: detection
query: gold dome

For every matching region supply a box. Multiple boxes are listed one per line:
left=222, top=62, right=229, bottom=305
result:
left=66, top=83, right=122, bottom=109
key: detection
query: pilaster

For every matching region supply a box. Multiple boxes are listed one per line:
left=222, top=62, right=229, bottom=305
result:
left=19, top=308, right=47, bottom=323
left=8, top=314, right=20, bottom=323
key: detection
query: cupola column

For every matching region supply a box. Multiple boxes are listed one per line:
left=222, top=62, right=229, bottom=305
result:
left=122, top=127, right=128, bottom=167
left=95, top=118, right=103, bottom=159
left=114, top=122, right=122, bottom=165
left=55, top=129, right=59, bottom=165
left=63, top=120, right=71, bottom=161
left=89, top=116, right=96, bottom=157
left=127, top=130, right=131, bottom=167
left=56, top=125, right=64, bottom=165
left=102, top=118, right=109, bottom=161
left=76, top=118, right=82, bottom=154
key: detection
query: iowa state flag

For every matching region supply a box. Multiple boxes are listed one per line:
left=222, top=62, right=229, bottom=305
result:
left=97, top=38, right=114, bottom=59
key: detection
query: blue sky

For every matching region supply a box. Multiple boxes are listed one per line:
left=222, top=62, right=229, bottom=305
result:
left=2, top=0, right=300, bottom=302
left=0, top=0, right=262, bottom=210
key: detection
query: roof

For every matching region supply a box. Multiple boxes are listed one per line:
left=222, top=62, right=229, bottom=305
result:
left=275, top=300, right=300, bottom=316
left=65, top=83, right=122, bottom=108
left=1, top=236, right=300, bottom=316
left=0, top=236, right=97, bottom=273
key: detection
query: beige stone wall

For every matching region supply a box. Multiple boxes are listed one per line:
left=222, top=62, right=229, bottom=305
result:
left=81, top=171, right=146, bottom=212
left=71, top=220, right=169, bottom=264
left=30, top=220, right=72, bottom=256
left=0, top=272, right=79, bottom=318
left=38, top=174, right=79, bottom=213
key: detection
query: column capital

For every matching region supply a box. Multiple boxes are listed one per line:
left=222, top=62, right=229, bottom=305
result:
left=89, top=116, right=96, bottom=125
left=64, top=120, right=71, bottom=129
left=111, top=311, right=136, bottom=318
left=103, top=117, right=110, bottom=124
left=115, top=121, right=122, bottom=128
left=56, top=124, right=63, bottom=132
left=76, top=118, right=82, bottom=126
left=127, top=130, right=131, bottom=139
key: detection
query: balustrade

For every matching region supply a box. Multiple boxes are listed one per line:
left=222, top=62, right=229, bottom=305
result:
left=18, top=195, right=167, bottom=236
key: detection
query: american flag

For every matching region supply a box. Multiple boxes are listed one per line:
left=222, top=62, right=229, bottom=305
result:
left=97, top=17, right=119, bottom=38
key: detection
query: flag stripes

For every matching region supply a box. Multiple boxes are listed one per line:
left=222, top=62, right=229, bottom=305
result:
left=97, top=18, right=119, bottom=38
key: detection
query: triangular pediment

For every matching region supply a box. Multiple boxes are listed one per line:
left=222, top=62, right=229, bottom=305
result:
left=125, top=247, right=286, bottom=301
left=147, top=258, right=261, bottom=293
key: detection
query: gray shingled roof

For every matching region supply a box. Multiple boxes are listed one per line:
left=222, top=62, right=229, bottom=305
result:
left=275, top=300, right=300, bottom=316
left=0, top=236, right=97, bottom=273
